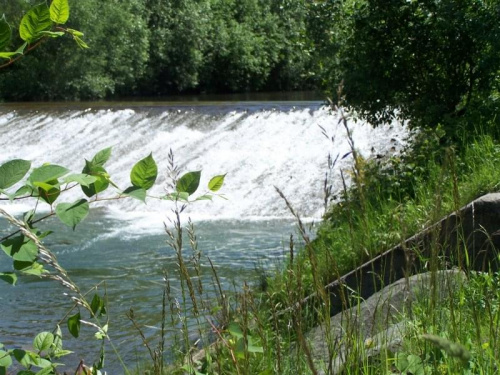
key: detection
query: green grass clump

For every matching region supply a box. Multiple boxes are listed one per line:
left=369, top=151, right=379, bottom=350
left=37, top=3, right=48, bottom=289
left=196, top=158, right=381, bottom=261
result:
left=268, top=132, right=500, bottom=301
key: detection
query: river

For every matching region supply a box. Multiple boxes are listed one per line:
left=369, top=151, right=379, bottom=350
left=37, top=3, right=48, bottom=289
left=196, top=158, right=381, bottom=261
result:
left=0, top=99, right=406, bottom=373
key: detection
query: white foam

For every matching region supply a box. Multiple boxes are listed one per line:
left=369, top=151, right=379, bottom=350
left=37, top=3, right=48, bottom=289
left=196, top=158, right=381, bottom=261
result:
left=0, top=104, right=408, bottom=225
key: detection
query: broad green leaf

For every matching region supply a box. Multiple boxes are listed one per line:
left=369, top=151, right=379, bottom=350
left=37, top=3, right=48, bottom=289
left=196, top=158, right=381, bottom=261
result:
left=122, top=186, right=146, bottom=202
left=14, top=185, right=33, bottom=198
left=176, top=171, right=201, bottom=196
left=16, top=262, right=45, bottom=276
left=81, top=163, right=109, bottom=198
left=33, top=181, right=59, bottom=191
left=91, top=147, right=112, bottom=167
left=131, top=153, right=157, bottom=190
left=90, top=294, right=105, bottom=317
left=0, top=17, right=11, bottom=51
left=35, top=367, right=54, bottom=375
left=227, top=323, right=243, bottom=339
left=33, top=332, right=54, bottom=352
left=247, top=336, right=264, bottom=354
left=38, top=31, right=64, bottom=38
left=37, top=179, right=60, bottom=205
left=29, top=354, right=50, bottom=369
left=19, top=3, right=52, bottom=43
left=73, top=35, right=89, bottom=49
left=0, top=350, right=11, bottom=367
left=13, top=349, right=33, bottom=367
left=50, top=0, right=70, bottom=24
left=208, top=174, right=226, bottom=192
left=29, top=165, right=69, bottom=185
left=13, top=260, right=35, bottom=271
left=55, top=199, right=89, bottom=230
left=67, top=312, right=80, bottom=338
left=0, top=272, right=17, bottom=286
left=0, top=159, right=31, bottom=189
left=1, top=236, right=38, bottom=263
left=62, top=174, right=97, bottom=187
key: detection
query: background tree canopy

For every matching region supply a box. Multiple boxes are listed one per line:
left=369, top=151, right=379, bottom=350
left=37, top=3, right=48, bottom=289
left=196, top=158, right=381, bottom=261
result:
left=316, top=0, right=500, bottom=131
left=0, top=0, right=317, bottom=100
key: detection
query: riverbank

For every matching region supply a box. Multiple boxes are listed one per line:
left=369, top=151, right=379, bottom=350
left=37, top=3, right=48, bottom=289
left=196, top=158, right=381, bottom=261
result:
left=175, top=130, right=500, bottom=374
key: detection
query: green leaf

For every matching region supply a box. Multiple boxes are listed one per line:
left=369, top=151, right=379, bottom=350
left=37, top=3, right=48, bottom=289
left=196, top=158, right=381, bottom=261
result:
left=18, top=262, right=45, bottom=276
left=0, top=40, right=25, bottom=59
left=0, top=159, right=31, bottom=189
left=37, top=179, right=60, bottom=205
left=195, top=194, right=213, bottom=201
left=0, top=52, right=17, bottom=59
left=52, top=349, right=72, bottom=359
left=38, top=31, right=64, bottom=38
left=208, top=174, right=226, bottom=192
left=29, top=165, right=69, bottom=185
left=15, top=42, right=27, bottom=54
left=50, top=0, right=70, bottom=24
left=227, top=323, right=243, bottom=339
left=73, top=35, right=89, bottom=49
left=62, top=174, right=97, bottom=187
left=90, top=294, right=104, bottom=317
left=176, top=171, right=201, bottom=196
left=67, top=312, right=80, bottom=338
left=131, top=153, right=157, bottom=190
left=66, top=28, right=83, bottom=37
left=14, top=185, right=33, bottom=198
left=81, top=163, right=109, bottom=198
left=33, top=181, right=59, bottom=191
left=0, top=272, right=17, bottom=286
left=35, top=367, right=54, bottom=375
left=163, top=192, right=190, bottom=202
left=0, top=350, right=12, bottom=368
left=247, top=336, right=264, bottom=354
left=13, top=349, right=32, bottom=368
left=19, top=3, right=52, bottom=43
left=91, top=147, right=112, bottom=167
left=1, top=235, right=38, bottom=263
left=55, top=199, right=89, bottom=230
left=0, top=16, right=12, bottom=51
left=122, top=186, right=146, bottom=202
left=33, top=332, right=54, bottom=352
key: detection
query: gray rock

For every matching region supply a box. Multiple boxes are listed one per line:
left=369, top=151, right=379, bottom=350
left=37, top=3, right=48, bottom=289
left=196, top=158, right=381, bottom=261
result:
left=306, top=270, right=465, bottom=374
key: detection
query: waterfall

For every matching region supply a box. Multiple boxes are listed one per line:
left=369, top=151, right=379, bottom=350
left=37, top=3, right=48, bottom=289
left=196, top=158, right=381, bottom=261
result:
left=0, top=102, right=407, bottom=226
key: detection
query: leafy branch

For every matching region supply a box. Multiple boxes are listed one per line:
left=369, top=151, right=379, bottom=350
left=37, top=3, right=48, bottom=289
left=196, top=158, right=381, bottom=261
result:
left=0, top=0, right=88, bottom=70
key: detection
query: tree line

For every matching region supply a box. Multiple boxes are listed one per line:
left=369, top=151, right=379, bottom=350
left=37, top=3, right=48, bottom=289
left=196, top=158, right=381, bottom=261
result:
left=0, top=0, right=321, bottom=101
left=0, top=0, right=498, bottom=135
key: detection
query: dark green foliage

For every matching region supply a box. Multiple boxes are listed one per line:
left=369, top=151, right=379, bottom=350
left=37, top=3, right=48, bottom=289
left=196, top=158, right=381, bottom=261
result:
left=0, top=0, right=150, bottom=100
left=317, top=0, right=500, bottom=130
left=0, top=0, right=317, bottom=100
